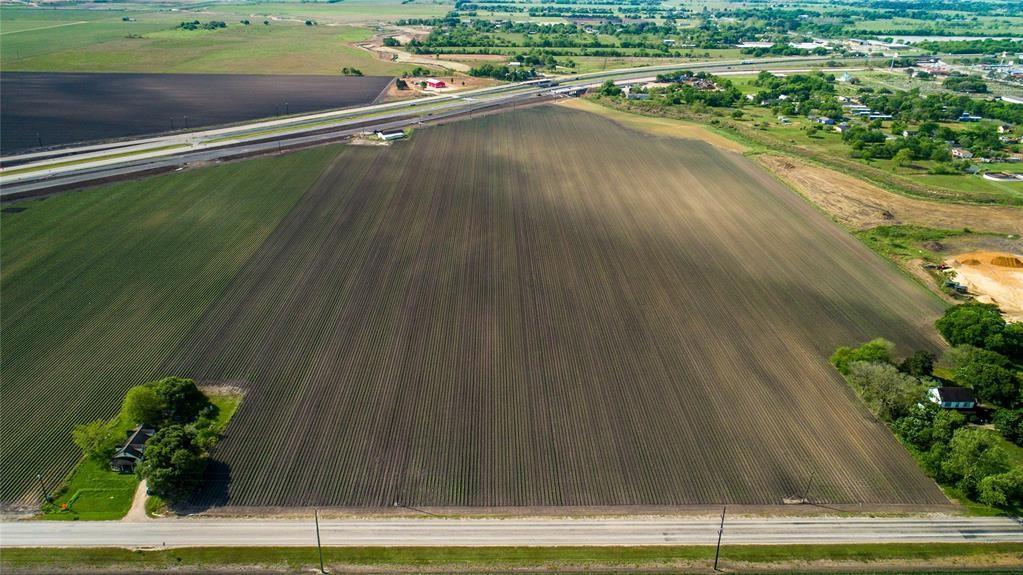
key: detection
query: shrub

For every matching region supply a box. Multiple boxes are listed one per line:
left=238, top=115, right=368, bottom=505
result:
left=72, top=420, right=117, bottom=460
left=830, top=338, right=894, bottom=375
left=994, top=409, right=1023, bottom=445
left=598, top=80, right=622, bottom=97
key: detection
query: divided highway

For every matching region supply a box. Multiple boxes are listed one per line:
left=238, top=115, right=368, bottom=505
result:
left=0, top=56, right=836, bottom=198
left=2, top=516, right=1022, bottom=547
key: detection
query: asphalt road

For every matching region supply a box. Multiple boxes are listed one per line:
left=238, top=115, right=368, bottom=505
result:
left=0, top=56, right=839, bottom=198
left=2, top=516, right=1022, bottom=547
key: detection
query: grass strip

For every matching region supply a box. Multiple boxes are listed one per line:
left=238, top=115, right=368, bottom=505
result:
left=2, top=543, right=1020, bottom=573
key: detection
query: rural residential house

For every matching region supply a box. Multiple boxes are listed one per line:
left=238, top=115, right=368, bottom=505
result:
left=109, top=424, right=155, bottom=473
left=927, top=387, right=977, bottom=410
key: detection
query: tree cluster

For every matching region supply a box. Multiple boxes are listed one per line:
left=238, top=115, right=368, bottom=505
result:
left=832, top=339, right=1022, bottom=508
left=942, top=74, right=988, bottom=94
left=72, top=377, right=221, bottom=504
left=829, top=303, right=1023, bottom=509
left=177, top=21, right=227, bottom=31
left=468, top=63, right=536, bottom=81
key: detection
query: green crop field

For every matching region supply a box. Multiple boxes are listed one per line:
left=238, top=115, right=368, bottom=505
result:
left=0, top=6, right=408, bottom=75
left=0, top=147, right=338, bottom=505
left=2, top=106, right=951, bottom=508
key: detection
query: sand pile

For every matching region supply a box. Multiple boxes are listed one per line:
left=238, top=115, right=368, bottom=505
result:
left=991, top=255, right=1023, bottom=268
left=946, top=251, right=1023, bottom=322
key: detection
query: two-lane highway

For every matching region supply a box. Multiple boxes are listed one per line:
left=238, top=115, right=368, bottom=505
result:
left=2, top=516, right=1022, bottom=547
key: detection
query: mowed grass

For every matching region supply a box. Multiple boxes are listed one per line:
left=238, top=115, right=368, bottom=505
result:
left=0, top=147, right=338, bottom=504
left=162, top=107, right=948, bottom=507
left=3, top=543, right=1021, bottom=573
left=1, top=7, right=406, bottom=75
left=38, top=458, right=137, bottom=521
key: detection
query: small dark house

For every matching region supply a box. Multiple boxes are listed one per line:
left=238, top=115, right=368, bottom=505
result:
left=109, top=424, right=155, bottom=473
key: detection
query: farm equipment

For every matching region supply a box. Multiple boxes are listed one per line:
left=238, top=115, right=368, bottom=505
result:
left=943, top=280, right=968, bottom=294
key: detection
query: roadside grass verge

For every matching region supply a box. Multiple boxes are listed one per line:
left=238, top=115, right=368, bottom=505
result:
left=2, top=543, right=1020, bottom=573
left=0, top=145, right=186, bottom=177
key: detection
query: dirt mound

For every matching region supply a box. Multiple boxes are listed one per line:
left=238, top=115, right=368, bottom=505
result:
left=947, top=251, right=1023, bottom=322
left=992, top=255, right=1023, bottom=268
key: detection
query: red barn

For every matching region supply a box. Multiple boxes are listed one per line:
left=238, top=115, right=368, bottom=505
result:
left=426, top=78, right=446, bottom=89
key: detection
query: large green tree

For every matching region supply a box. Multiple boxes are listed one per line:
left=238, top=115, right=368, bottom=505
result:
left=847, top=361, right=920, bottom=422
left=122, top=385, right=166, bottom=426
left=994, top=409, right=1023, bottom=446
left=941, top=428, right=1010, bottom=498
left=153, top=377, right=210, bottom=424
left=138, top=425, right=205, bottom=502
left=936, top=303, right=1023, bottom=359
left=955, top=362, right=1020, bottom=408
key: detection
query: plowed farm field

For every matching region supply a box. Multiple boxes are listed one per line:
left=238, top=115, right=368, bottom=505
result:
left=2, top=106, right=949, bottom=508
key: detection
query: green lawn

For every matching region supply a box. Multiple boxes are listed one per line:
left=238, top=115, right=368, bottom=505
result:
left=2, top=543, right=1020, bottom=573
left=39, top=458, right=137, bottom=521
left=1, top=146, right=338, bottom=504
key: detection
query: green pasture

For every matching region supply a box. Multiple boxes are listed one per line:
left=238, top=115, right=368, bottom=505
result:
left=2, top=6, right=406, bottom=75
left=1, top=4, right=423, bottom=75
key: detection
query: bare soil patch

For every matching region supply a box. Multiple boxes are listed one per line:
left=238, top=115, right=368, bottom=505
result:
left=946, top=251, right=1023, bottom=321
left=758, top=155, right=1023, bottom=234
left=559, top=98, right=747, bottom=153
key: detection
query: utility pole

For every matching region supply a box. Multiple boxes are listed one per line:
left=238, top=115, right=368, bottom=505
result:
left=800, top=470, right=817, bottom=503
left=314, top=508, right=326, bottom=574
left=713, top=505, right=726, bottom=571
left=37, top=474, right=51, bottom=503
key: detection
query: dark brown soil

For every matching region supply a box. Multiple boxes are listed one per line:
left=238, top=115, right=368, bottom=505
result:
left=0, top=72, right=392, bottom=153
left=164, top=107, right=948, bottom=508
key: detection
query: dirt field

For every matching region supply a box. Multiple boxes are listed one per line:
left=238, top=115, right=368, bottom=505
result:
left=757, top=155, right=1023, bottom=234
left=558, top=98, right=748, bottom=153
left=946, top=252, right=1023, bottom=321
left=151, top=106, right=949, bottom=508
left=0, top=72, right=392, bottom=153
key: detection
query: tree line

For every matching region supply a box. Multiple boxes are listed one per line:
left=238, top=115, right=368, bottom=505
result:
left=831, top=303, right=1023, bottom=509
